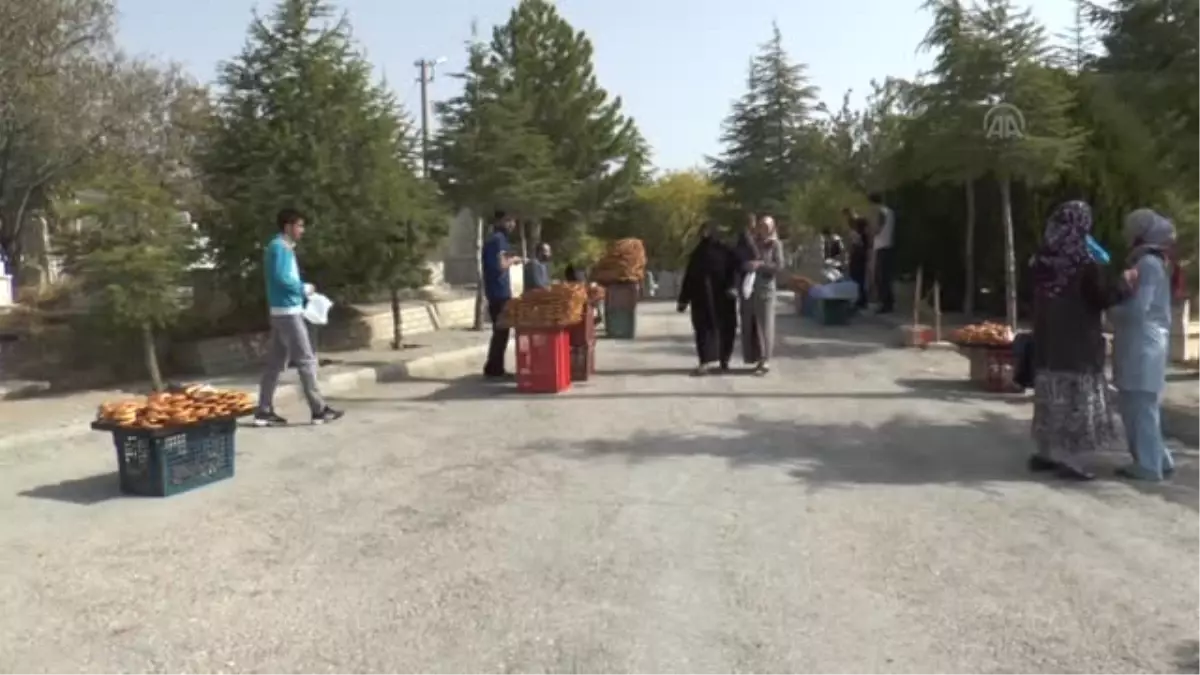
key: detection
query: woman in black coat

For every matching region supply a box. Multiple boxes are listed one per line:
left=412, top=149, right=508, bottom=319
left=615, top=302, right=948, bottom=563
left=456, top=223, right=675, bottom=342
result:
left=678, top=222, right=739, bottom=375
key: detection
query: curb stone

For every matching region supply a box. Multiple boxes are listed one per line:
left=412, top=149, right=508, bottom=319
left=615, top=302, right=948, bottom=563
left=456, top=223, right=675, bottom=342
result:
left=0, top=344, right=488, bottom=453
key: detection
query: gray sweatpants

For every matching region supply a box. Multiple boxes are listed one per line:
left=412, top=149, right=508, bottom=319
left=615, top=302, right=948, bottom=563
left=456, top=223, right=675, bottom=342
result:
left=258, top=313, right=326, bottom=415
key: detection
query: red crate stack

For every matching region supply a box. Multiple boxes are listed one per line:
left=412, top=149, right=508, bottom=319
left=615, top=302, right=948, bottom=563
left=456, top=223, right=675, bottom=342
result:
left=516, top=328, right=571, bottom=394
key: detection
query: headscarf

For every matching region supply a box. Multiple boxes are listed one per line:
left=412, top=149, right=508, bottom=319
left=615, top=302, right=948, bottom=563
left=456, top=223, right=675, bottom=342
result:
left=1124, top=208, right=1185, bottom=299
left=757, top=215, right=778, bottom=243
left=689, top=224, right=733, bottom=276
left=1032, top=200, right=1094, bottom=299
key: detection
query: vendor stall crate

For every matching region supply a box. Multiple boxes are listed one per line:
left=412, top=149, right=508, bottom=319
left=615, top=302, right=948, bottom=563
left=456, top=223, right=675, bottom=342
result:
left=96, top=419, right=237, bottom=497
left=604, top=282, right=640, bottom=311
left=516, top=327, right=571, bottom=394
left=570, top=342, right=596, bottom=382
left=815, top=298, right=854, bottom=326
left=604, top=307, right=637, bottom=339
left=962, top=345, right=1018, bottom=392
left=982, top=346, right=1017, bottom=392
left=567, top=305, right=596, bottom=347
left=900, top=324, right=934, bottom=348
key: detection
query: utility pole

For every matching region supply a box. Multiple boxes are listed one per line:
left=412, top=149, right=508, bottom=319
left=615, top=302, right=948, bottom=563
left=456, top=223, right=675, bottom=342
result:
left=414, top=57, right=445, bottom=178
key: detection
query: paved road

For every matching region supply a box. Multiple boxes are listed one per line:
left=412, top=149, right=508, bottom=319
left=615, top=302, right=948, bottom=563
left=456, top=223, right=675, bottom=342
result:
left=1, top=303, right=1197, bottom=673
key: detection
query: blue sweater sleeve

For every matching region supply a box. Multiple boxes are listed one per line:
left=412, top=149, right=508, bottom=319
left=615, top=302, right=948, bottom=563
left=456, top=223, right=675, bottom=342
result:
left=267, top=240, right=304, bottom=296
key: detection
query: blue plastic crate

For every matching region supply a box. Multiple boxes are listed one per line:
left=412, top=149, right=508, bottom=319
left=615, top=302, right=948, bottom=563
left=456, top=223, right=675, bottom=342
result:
left=816, top=298, right=854, bottom=325
left=100, top=420, right=237, bottom=497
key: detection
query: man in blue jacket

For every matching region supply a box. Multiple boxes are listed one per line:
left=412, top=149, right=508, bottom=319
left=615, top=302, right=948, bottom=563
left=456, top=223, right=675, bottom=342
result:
left=254, top=208, right=344, bottom=426
left=482, top=211, right=520, bottom=378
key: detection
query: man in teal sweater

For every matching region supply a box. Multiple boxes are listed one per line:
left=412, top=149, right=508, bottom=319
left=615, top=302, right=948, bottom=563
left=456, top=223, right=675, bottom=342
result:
left=254, top=208, right=344, bottom=426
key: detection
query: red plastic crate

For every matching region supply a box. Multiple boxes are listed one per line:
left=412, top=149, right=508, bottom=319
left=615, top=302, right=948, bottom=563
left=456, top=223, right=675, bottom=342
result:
left=981, top=347, right=1017, bottom=392
left=516, top=328, right=571, bottom=394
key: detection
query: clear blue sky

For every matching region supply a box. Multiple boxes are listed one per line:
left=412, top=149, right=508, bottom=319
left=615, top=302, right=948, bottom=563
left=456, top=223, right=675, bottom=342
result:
left=116, top=0, right=1078, bottom=171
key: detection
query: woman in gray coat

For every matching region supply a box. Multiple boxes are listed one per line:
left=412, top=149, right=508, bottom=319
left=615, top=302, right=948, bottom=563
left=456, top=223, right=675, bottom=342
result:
left=741, top=215, right=785, bottom=374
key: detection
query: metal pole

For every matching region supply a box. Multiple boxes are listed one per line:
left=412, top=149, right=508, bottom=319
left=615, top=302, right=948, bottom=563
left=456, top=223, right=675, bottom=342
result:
left=415, top=60, right=430, bottom=177
left=414, top=58, right=439, bottom=178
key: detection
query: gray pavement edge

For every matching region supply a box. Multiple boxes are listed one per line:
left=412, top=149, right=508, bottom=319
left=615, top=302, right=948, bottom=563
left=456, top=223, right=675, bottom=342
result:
left=0, top=343, right=487, bottom=453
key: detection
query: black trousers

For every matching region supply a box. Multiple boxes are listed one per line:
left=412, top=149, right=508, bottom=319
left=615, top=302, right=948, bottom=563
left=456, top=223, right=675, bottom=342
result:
left=485, top=298, right=510, bottom=375
left=875, top=247, right=895, bottom=312
left=692, top=301, right=737, bottom=366
left=849, top=265, right=868, bottom=308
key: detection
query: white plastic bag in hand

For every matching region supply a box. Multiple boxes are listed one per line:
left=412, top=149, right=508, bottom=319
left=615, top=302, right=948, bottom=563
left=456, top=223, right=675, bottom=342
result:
left=741, top=271, right=757, bottom=300
left=302, top=292, right=333, bottom=325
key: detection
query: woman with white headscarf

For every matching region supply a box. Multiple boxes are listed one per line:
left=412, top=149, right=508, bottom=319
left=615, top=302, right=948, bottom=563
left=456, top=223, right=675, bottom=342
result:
left=1111, top=208, right=1180, bottom=481
left=741, top=215, right=784, bottom=374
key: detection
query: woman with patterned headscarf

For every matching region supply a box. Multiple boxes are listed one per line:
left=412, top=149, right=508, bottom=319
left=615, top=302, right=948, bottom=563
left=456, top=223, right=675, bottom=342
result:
left=1029, top=201, right=1135, bottom=481
left=1111, top=208, right=1179, bottom=481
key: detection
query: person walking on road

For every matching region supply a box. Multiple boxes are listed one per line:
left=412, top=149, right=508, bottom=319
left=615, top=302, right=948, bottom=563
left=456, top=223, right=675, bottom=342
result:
left=1029, top=201, right=1133, bottom=480
left=1111, top=208, right=1180, bottom=481
left=868, top=192, right=896, bottom=314
left=844, top=207, right=872, bottom=309
left=254, top=208, right=344, bottom=427
left=678, top=221, right=739, bottom=376
left=482, top=211, right=520, bottom=379
left=741, top=215, right=785, bottom=375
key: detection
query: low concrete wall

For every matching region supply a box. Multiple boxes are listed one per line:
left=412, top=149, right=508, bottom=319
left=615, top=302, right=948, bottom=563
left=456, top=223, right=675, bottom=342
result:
left=172, top=332, right=271, bottom=377
left=170, top=297, right=480, bottom=376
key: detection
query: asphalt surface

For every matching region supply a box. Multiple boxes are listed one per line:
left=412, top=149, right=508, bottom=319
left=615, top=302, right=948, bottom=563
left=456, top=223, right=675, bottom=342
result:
left=1, top=302, right=1197, bottom=673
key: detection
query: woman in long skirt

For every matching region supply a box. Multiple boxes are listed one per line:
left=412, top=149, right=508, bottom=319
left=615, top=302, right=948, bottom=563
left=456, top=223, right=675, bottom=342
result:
left=677, top=222, right=739, bottom=375
left=741, top=215, right=785, bottom=374
left=1030, top=201, right=1133, bottom=480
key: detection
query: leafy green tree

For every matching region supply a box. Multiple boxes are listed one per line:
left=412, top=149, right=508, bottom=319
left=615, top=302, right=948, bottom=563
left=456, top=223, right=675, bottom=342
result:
left=51, top=62, right=207, bottom=389
left=0, top=0, right=131, bottom=282
left=621, top=170, right=719, bottom=271
left=202, top=0, right=439, bottom=315
left=710, top=22, right=822, bottom=217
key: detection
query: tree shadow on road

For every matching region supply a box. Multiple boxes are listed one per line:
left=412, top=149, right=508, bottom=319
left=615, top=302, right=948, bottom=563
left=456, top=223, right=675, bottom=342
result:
left=521, top=410, right=1026, bottom=490
left=517, top=411, right=1199, bottom=511
left=895, top=377, right=1030, bottom=404
left=631, top=330, right=888, bottom=363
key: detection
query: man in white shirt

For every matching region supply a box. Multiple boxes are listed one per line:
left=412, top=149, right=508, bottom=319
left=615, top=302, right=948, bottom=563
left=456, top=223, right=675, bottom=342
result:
left=869, top=192, right=896, bottom=314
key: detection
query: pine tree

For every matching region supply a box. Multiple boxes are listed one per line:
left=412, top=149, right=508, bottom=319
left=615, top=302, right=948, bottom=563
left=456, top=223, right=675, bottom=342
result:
left=489, top=0, right=646, bottom=244
left=909, top=0, right=994, bottom=314
left=710, top=23, right=822, bottom=222
left=1091, top=0, right=1199, bottom=193
left=971, top=0, right=1084, bottom=329
left=1053, top=0, right=1097, bottom=73
left=434, top=22, right=568, bottom=327
left=201, top=0, right=438, bottom=310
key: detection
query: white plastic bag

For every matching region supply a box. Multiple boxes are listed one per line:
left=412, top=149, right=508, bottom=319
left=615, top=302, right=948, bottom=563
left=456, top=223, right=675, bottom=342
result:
left=741, top=271, right=757, bottom=300
left=302, top=292, right=333, bottom=325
